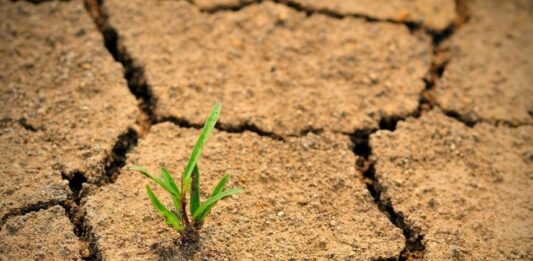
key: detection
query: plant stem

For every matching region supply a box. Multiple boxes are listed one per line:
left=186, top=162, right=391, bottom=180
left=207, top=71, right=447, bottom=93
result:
left=181, top=194, right=190, bottom=227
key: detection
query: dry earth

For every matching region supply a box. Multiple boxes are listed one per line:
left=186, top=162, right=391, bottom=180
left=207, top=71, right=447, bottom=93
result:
left=0, top=0, right=531, bottom=260
left=85, top=123, right=403, bottom=260
left=0, top=0, right=139, bottom=183
left=434, top=0, right=533, bottom=126
left=371, top=110, right=533, bottom=260
left=102, top=0, right=431, bottom=137
left=288, top=0, right=456, bottom=32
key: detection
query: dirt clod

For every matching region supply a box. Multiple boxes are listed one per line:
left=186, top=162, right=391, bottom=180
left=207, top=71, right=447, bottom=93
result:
left=370, top=110, right=533, bottom=260
left=84, top=123, right=404, bottom=260
left=0, top=123, right=69, bottom=222
left=0, top=0, right=139, bottom=182
left=288, top=0, right=457, bottom=31
left=434, top=0, right=533, bottom=126
left=102, top=0, right=431, bottom=138
left=0, top=206, right=84, bottom=260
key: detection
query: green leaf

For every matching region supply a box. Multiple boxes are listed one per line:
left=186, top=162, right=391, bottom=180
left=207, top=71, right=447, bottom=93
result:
left=190, top=164, right=201, bottom=216
left=146, top=185, right=183, bottom=231
left=160, top=168, right=180, bottom=195
left=160, top=168, right=182, bottom=217
left=194, top=173, right=231, bottom=222
left=181, top=104, right=221, bottom=190
left=211, top=173, right=230, bottom=197
left=129, top=166, right=177, bottom=196
left=193, top=188, right=242, bottom=221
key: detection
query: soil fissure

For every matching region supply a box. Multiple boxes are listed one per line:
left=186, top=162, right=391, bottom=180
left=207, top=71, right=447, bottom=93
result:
left=350, top=128, right=425, bottom=260
left=419, top=0, right=477, bottom=129
left=0, top=200, right=64, bottom=229
left=85, top=0, right=156, bottom=130
left=0, top=117, right=43, bottom=132
left=192, top=0, right=262, bottom=13
left=85, top=0, right=289, bottom=141
left=273, top=0, right=420, bottom=32
left=58, top=128, right=139, bottom=260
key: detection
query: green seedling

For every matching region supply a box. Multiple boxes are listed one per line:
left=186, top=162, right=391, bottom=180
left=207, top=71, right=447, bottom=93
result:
left=129, top=104, right=241, bottom=243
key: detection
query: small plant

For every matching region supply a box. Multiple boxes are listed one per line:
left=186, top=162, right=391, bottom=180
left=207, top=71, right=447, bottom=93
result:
left=129, top=104, right=241, bottom=243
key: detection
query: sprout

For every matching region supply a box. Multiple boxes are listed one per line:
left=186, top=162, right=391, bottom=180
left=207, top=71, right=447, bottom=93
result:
left=129, top=103, right=241, bottom=243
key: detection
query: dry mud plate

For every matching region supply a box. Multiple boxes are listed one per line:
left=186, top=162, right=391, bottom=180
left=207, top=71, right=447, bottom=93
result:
left=84, top=124, right=403, bottom=259
left=103, top=0, right=431, bottom=137
left=1, top=0, right=533, bottom=260
left=371, top=111, right=533, bottom=260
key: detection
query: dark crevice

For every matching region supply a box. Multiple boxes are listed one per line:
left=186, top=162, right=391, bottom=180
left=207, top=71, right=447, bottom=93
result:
left=417, top=0, right=471, bottom=127
left=194, top=0, right=262, bottom=13
left=101, top=128, right=139, bottom=183
left=364, top=165, right=425, bottom=260
left=0, top=200, right=64, bottom=229
left=442, top=110, right=477, bottom=127
left=59, top=198, right=100, bottom=260
left=158, top=116, right=285, bottom=141
left=10, top=0, right=63, bottom=4
left=218, top=122, right=284, bottom=141
left=350, top=131, right=425, bottom=260
left=61, top=201, right=101, bottom=261
left=80, top=222, right=101, bottom=261
left=56, top=128, right=138, bottom=260
left=274, top=0, right=420, bottom=29
left=61, top=171, right=87, bottom=204
left=0, top=117, right=43, bottom=132
left=18, top=118, right=43, bottom=132
left=85, top=0, right=156, bottom=131
left=294, top=126, right=324, bottom=137
left=378, top=116, right=403, bottom=131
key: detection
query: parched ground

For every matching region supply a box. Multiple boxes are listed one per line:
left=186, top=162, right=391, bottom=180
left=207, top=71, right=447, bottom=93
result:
left=0, top=0, right=531, bottom=260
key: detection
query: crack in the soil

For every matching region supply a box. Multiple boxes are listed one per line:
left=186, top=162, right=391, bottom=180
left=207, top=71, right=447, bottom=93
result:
left=191, top=0, right=262, bottom=13
left=102, top=128, right=139, bottom=183
left=273, top=0, right=421, bottom=33
left=349, top=127, right=425, bottom=261
left=0, top=200, right=65, bottom=229
left=57, top=128, right=139, bottom=260
left=10, top=0, right=56, bottom=4
left=17, top=118, right=44, bottom=132
left=0, top=117, right=43, bottom=132
left=158, top=116, right=285, bottom=141
left=84, top=0, right=293, bottom=142
left=61, top=171, right=87, bottom=205
left=419, top=0, right=479, bottom=130
left=351, top=3, right=472, bottom=259
left=85, top=0, right=156, bottom=131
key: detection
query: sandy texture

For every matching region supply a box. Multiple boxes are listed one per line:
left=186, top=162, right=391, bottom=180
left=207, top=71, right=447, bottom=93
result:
left=0, top=122, right=69, bottom=222
left=0, top=0, right=139, bottom=181
left=434, top=0, right=533, bottom=125
left=192, top=0, right=254, bottom=10
left=104, top=0, right=430, bottom=137
left=84, top=122, right=404, bottom=260
left=370, top=110, right=533, bottom=260
left=0, top=206, right=83, bottom=260
left=291, top=0, right=456, bottom=31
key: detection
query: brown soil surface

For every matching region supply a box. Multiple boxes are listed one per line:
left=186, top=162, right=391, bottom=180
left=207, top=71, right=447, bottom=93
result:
left=0, top=122, right=69, bottom=222
left=0, top=206, right=83, bottom=260
left=103, top=0, right=430, bottom=137
left=0, top=0, right=139, bottom=181
left=2, top=0, right=532, bottom=260
left=434, top=0, right=533, bottom=126
left=370, top=110, right=533, bottom=260
left=84, top=123, right=404, bottom=260
left=290, top=0, right=457, bottom=31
